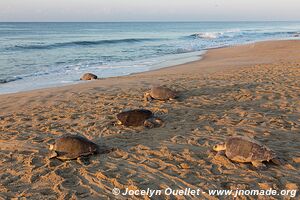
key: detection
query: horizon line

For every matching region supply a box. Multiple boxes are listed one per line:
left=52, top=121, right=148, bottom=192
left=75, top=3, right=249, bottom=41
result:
left=1, top=20, right=300, bottom=23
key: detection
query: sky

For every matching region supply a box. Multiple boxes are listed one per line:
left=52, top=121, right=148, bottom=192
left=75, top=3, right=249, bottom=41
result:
left=0, top=0, right=300, bottom=22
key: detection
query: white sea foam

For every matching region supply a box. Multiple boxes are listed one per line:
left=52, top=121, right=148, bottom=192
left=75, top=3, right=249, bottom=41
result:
left=193, top=32, right=222, bottom=39
left=192, top=29, right=243, bottom=39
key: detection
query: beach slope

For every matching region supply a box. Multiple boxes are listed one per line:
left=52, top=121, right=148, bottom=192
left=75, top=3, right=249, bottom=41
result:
left=0, top=40, right=299, bottom=199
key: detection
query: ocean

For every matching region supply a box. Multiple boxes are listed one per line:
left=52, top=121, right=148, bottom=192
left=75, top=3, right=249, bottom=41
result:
left=0, top=22, right=299, bottom=94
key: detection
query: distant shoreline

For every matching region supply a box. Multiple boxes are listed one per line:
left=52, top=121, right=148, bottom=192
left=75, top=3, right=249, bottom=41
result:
left=0, top=39, right=300, bottom=96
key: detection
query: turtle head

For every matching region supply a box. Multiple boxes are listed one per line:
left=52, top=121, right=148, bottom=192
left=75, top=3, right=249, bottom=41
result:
left=213, top=142, right=226, bottom=151
left=49, top=144, right=54, bottom=150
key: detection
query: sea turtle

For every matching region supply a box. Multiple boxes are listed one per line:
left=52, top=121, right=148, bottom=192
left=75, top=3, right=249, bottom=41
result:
left=144, top=86, right=178, bottom=101
left=49, top=134, right=99, bottom=161
left=80, top=73, right=98, bottom=80
left=213, top=136, right=279, bottom=169
left=116, top=109, right=163, bottom=128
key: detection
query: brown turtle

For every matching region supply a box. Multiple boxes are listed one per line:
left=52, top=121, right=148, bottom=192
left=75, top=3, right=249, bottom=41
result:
left=80, top=73, right=98, bottom=80
left=144, top=86, right=178, bottom=101
left=213, top=136, right=280, bottom=169
left=116, top=109, right=163, bottom=128
left=49, top=134, right=99, bottom=161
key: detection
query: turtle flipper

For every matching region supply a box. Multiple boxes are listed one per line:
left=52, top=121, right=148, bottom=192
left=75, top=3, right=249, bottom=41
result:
left=77, top=156, right=91, bottom=165
left=144, top=119, right=155, bottom=128
left=144, top=92, right=153, bottom=101
left=271, top=158, right=284, bottom=165
left=154, top=118, right=163, bottom=126
left=251, top=161, right=266, bottom=170
left=144, top=118, right=163, bottom=128
left=216, top=150, right=226, bottom=156
left=49, top=151, right=58, bottom=159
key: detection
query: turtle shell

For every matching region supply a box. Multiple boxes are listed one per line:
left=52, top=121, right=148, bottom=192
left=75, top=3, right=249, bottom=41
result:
left=117, top=109, right=153, bottom=127
left=80, top=73, right=97, bottom=80
left=225, top=136, right=276, bottom=163
left=150, top=86, right=177, bottom=100
left=52, top=135, right=98, bottom=160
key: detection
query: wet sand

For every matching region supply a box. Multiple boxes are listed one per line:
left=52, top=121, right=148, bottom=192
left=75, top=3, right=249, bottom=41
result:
left=0, top=40, right=299, bottom=199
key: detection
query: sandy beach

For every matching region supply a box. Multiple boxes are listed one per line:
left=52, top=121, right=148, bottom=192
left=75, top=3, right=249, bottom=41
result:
left=0, top=40, right=299, bottom=199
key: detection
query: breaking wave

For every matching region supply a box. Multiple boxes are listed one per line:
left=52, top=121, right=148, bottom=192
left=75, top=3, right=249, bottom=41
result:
left=12, top=38, right=163, bottom=50
left=0, top=77, right=22, bottom=84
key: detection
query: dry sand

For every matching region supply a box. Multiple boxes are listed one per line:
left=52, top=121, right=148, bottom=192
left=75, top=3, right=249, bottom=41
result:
left=0, top=40, right=300, bottom=199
